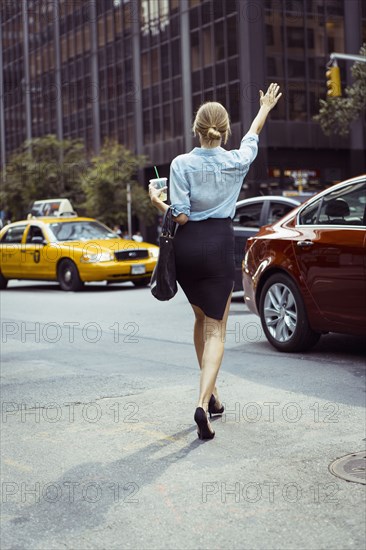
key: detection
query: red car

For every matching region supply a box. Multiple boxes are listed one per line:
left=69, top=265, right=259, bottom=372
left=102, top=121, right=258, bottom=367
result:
left=242, top=175, right=366, bottom=352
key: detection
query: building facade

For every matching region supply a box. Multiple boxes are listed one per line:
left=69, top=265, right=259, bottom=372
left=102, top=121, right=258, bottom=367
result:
left=1, top=0, right=365, bottom=200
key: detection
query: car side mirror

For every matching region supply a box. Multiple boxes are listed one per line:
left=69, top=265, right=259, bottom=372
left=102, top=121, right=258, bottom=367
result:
left=31, top=236, right=46, bottom=245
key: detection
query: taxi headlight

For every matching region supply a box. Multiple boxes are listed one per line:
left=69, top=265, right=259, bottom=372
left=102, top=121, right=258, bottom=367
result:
left=80, top=251, right=114, bottom=263
left=149, top=248, right=159, bottom=259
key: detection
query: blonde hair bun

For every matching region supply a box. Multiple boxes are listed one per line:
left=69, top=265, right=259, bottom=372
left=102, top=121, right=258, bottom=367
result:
left=207, top=127, right=221, bottom=141
left=192, top=101, right=231, bottom=145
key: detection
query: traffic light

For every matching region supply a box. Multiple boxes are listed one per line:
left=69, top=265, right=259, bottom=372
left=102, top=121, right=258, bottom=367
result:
left=326, top=65, right=341, bottom=97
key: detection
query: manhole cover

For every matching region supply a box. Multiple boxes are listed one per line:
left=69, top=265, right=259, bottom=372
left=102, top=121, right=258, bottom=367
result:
left=329, top=451, right=366, bottom=484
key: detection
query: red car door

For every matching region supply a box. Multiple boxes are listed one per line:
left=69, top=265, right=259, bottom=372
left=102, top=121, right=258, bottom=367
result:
left=293, top=227, right=366, bottom=331
left=292, top=180, right=366, bottom=332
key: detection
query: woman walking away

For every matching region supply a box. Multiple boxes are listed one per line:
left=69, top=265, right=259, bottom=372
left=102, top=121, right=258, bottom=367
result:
left=149, top=83, right=282, bottom=440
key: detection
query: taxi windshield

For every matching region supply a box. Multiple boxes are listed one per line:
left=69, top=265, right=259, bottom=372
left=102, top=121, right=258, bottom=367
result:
left=49, top=221, right=119, bottom=241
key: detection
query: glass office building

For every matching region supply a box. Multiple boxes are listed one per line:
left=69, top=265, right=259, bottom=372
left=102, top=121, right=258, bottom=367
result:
left=1, top=0, right=365, bottom=198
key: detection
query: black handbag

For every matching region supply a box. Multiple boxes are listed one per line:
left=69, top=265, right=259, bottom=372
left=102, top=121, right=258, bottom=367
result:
left=150, top=207, right=178, bottom=301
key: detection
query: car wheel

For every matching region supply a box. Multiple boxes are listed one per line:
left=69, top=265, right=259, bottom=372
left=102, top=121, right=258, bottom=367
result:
left=259, top=273, right=320, bottom=352
left=133, top=277, right=151, bottom=287
left=57, top=259, right=84, bottom=291
left=0, top=272, right=8, bottom=289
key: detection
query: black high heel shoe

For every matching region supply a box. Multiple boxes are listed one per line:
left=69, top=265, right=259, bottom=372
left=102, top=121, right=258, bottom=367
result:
left=208, top=394, right=225, bottom=419
left=194, top=407, right=215, bottom=440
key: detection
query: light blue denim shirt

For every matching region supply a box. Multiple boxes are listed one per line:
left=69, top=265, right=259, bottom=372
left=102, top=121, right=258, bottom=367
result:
left=169, top=132, right=259, bottom=221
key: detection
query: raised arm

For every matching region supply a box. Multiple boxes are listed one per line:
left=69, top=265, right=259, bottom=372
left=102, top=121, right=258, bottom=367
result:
left=248, top=83, right=282, bottom=135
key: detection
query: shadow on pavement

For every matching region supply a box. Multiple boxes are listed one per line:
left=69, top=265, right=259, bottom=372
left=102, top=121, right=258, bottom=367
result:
left=2, top=426, right=203, bottom=546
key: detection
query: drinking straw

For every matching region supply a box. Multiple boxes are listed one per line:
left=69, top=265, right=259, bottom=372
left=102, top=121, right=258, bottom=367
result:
left=154, top=166, right=160, bottom=178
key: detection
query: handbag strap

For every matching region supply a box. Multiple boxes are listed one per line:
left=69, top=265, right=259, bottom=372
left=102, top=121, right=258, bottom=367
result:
left=161, top=207, right=177, bottom=237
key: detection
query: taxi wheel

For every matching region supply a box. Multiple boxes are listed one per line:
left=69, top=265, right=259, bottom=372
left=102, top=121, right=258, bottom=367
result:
left=133, top=277, right=151, bottom=287
left=57, top=259, right=84, bottom=291
left=0, top=272, right=8, bottom=289
left=259, top=273, right=320, bottom=352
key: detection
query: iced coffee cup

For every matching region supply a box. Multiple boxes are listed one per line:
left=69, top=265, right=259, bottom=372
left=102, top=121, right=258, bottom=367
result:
left=149, top=177, right=168, bottom=202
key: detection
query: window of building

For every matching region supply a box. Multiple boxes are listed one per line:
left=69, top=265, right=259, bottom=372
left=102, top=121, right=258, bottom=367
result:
left=289, top=88, right=307, bottom=121
left=189, top=7, right=200, bottom=30
left=171, top=39, right=181, bottom=75
left=203, top=27, right=213, bottom=65
left=287, top=27, right=305, bottom=48
left=191, top=31, right=200, bottom=70
left=68, top=32, right=75, bottom=59
left=204, top=66, right=213, bottom=88
left=228, top=58, right=238, bottom=81
left=266, top=24, right=274, bottom=46
left=151, top=48, right=160, bottom=84
left=214, top=21, right=225, bottom=61
left=98, top=17, right=106, bottom=47
left=141, top=52, right=150, bottom=88
left=326, top=19, right=344, bottom=52
left=215, top=62, right=225, bottom=84
left=161, top=46, right=170, bottom=79
left=171, top=0, right=180, bottom=13
left=288, top=58, right=306, bottom=78
left=106, top=13, right=114, bottom=43
left=173, top=99, right=182, bottom=135
left=227, top=17, right=237, bottom=56
left=228, top=82, right=240, bottom=123
left=153, top=106, right=162, bottom=141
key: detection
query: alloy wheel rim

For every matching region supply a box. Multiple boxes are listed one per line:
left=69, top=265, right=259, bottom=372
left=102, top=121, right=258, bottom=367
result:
left=263, top=283, right=297, bottom=342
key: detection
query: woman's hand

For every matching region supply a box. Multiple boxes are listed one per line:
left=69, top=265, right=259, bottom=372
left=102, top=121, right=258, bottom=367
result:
left=248, top=83, right=282, bottom=135
left=148, top=183, right=168, bottom=204
left=259, top=83, right=282, bottom=111
left=149, top=183, right=170, bottom=214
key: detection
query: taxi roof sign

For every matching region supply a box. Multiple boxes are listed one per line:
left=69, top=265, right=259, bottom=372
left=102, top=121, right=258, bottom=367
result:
left=28, top=198, right=77, bottom=218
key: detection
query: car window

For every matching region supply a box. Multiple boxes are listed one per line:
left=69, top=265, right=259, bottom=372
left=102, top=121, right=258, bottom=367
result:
left=0, top=225, right=27, bottom=243
left=299, top=180, right=366, bottom=226
left=49, top=221, right=118, bottom=241
left=298, top=200, right=321, bottom=225
left=268, top=202, right=296, bottom=224
left=233, top=203, right=262, bottom=228
left=26, top=226, right=45, bottom=243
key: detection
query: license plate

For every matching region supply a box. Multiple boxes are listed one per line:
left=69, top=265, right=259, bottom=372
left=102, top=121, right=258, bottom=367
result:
left=131, top=264, right=146, bottom=275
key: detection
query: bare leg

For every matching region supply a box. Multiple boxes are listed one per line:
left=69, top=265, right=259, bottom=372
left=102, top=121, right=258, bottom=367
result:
left=192, top=306, right=205, bottom=368
left=192, top=305, right=221, bottom=407
left=192, top=291, right=232, bottom=412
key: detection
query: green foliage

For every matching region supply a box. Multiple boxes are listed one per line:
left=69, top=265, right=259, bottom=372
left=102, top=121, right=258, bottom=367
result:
left=1, top=136, right=154, bottom=228
left=314, top=44, right=366, bottom=136
left=0, top=135, right=86, bottom=220
left=81, top=140, right=154, bottom=227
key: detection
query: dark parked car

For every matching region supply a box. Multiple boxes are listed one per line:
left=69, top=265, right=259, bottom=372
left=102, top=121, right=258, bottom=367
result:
left=233, top=196, right=301, bottom=290
left=242, top=175, right=366, bottom=352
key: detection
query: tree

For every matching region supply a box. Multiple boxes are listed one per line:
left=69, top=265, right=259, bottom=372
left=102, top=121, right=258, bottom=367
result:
left=81, top=140, right=155, bottom=227
left=313, top=44, right=366, bottom=137
left=0, top=135, right=86, bottom=220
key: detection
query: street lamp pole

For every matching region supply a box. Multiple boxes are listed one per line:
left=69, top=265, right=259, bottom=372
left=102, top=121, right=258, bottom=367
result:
left=127, top=182, right=132, bottom=238
left=329, top=52, right=366, bottom=63
left=0, top=11, right=6, bottom=182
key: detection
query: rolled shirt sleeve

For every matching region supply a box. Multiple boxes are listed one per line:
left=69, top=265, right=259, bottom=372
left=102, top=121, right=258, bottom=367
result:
left=169, top=158, right=191, bottom=218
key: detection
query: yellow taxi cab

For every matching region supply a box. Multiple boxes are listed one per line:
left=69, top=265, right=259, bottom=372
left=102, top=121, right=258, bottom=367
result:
left=0, top=216, right=159, bottom=291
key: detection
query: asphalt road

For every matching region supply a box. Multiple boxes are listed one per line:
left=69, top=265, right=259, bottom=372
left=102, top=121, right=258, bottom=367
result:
left=1, top=280, right=365, bottom=550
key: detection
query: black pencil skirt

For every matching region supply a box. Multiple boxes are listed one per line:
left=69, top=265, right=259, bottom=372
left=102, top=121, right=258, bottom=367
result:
left=174, top=217, right=235, bottom=320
